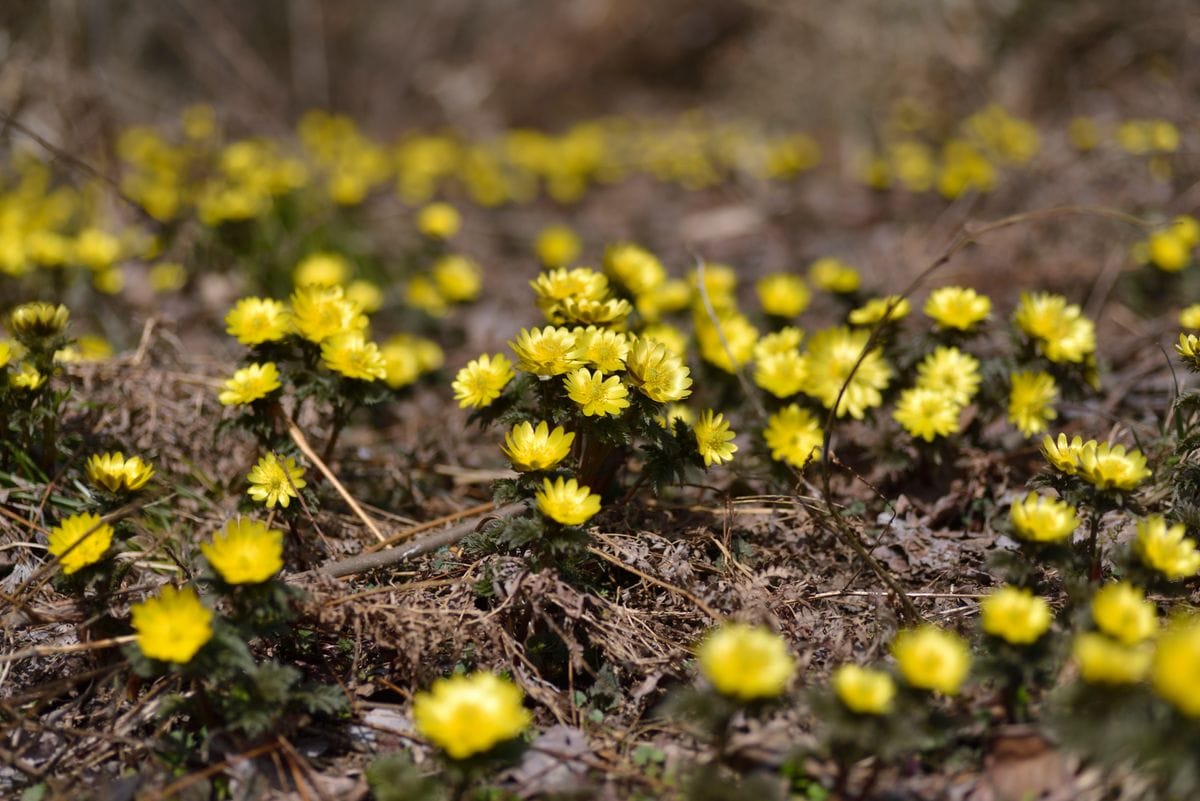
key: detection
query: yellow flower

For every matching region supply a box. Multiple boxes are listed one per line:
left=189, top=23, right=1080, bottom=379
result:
left=452, top=353, right=515, bottom=408
left=757, top=274, right=811, bottom=318
left=321, top=333, right=387, bottom=381
left=148, top=262, right=187, bottom=293
left=531, top=267, right=609, bottom=316
left=1012, top=292, right=1096, bottom=364
left=535, top=225, right=582, bottom=268
left=1176, top=332, right=1200, bottom=367
left=1041, top=433, right=1087, bottom=475
left=293, top=252, right=350, bottom=287
left=9, top=363, right=46, bottom=391
left=131, top=585, right=214, bottom=664
left=604, top=243, right=666, bottom=297
left=1147, top=228, right=1191, bottom=273
left=695, top=311, right=758, bottom=373
left=1151, top=616, right=1200, bottom=717
left=74, top=228, right=122, bottom=270
left=1091, top=583, right=1157, bottom=645
left=689, top=263, right=738, bottom=310
left=9, top=301, right=69, bottom=340
left=638, top=279, right=692, bottom=322
left=346, top=279, right=384, bottom=314
left=808, top=257, right=860, bottom=293
left=413, top=672, right=531, bottom=760
left=218, top=362, right=282, bottom=405
left=894, top=387, right=961, bottom=442
left=891, top=625, right=971, bottom=695
left=290, top=285, right=367, bottom=344
left=416, top=202, right=461, bottom=240
left=696, top=623, right=795, bottom=701
left=848, top=295, right=910, bottom=327
left=980, top=586, right=1052, bottom=645
left=535, top=476, right=601, bottom=526
left=552, top=296, right=632, bottom=327
left=1180, top=305, right=1200, bottom=330
left=1076, top=440, right=1151, bottom=491
left=625, top=338, right=693, bottom=403
left=86, top=452, right=155, bottom=493
left=923, top=286, right=991, bottom=331
left=1007, top=370, right=1058, bottom=437
left=225, top=298, right=291, bottom=346
left=1009, top=491, right=1079, bottom=543
left=502, top=421, right=574, bottom=472
left=200, top=517, right=285, bottom=584
left=657, top=403, right=695, bottom=429
left=1073, top=632, right=1152, bottom=685
left=574, top=327, right=629, bottom=372
left=915, top=346, right=980, bottom=405
left=0, top=340, right=10, bottom=368
left=432, top=254, right=482, bottom=303
left=564, top=368, right=629, bottom=417
left=694, top=409, right=737, bottom=467
left=754, top=350, right=807, bottom=399
left=47, top=512, right=114, bottom=574
left=800, top=326, right=892, bottom=419
left=406, top=275, right=448, bottom=317
left=832, top=665, right=896, bottom=715
left=510, top=326, right=583, bottom=376
left=247, top=453, right=307, bottom=509
left=764, top=404, right=823, bottom=469
left=754, top=328, right=804, bottom=360
left=1134, top=515, right=1200, bottom=580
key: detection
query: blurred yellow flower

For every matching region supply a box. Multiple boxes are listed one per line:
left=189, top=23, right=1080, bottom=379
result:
left=924, top=286, right=991, bottom=331
left=1041, top=433, right=1087, bottom=475
left=754, top=350, right=807, bottom=399
left=1009, top=491, right=1079, bottom=543
left=218, top=362, right=282, bottom=405
left=832, top=665, right=895, bottom=715
left=894, top=387, right=961, bottom=442
left=535, top=476, right=601, bottom=526
left=201, top=517, right=285, bottom=584
left=321, top=333, right=387, bottom=381
left=980, top=586, right=1052, bottom=645
left=1151, top=616, right=1200, bottom=717
left=345, top=279, right=384, bottom=314
left=294, top=252, right=350, bottom=288
left=290, top=285, right=367, bottom=344
left=9, top=301, right=69, bottom=340
left=1007, top=370, right=1058, bottom=437
left=225, top=298, right=291, bottom=346
left=1073, top=632, right=1152, bottom=685
left=1091, top=583, right=1157, bottom=645
left=757, top=273, right=810, bottom=318
left=1180, top=305, right=1200, bottom=330
left=915, top=346, right=980, bottom=406
left=891, top=625, right=970, bottom=695
left=131, top=585, right=213, bottom=664
left=696, top=623, right=795, bottom=701
left=1013, top=292, right=1095, bottom=364
left=848, top=295, right=910, bottom=327
left=416, top=202, right=461, bottom=240
left=535, top=224, right=582, bottom=268
left=800, top=326, right=892, bottom=419
left=604, top=243, right=665, bottom=297
left=1134, top=515, right=1200, bottom=580
left=1077, top=440, right=1151, bottom=492
left=48, top=512, right=114, bottom=575
left=764, top=404, right=823, bottom=468
left=808, top=257, right=860, bottom=293
left=9, top=363, right=46, bottom=391
left=413, top=672, right=531, bottom=760
left=432, top=254, right=482, bottom=303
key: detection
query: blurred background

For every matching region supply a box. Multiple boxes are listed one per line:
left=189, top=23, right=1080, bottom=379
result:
left=2, top=0, right=1197, bottom=145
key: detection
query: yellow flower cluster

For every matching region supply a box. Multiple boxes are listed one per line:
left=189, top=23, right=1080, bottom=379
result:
left=1040, top=434, right=1151, bottom=492
left=1013, top=292, right=1096, bottom=365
